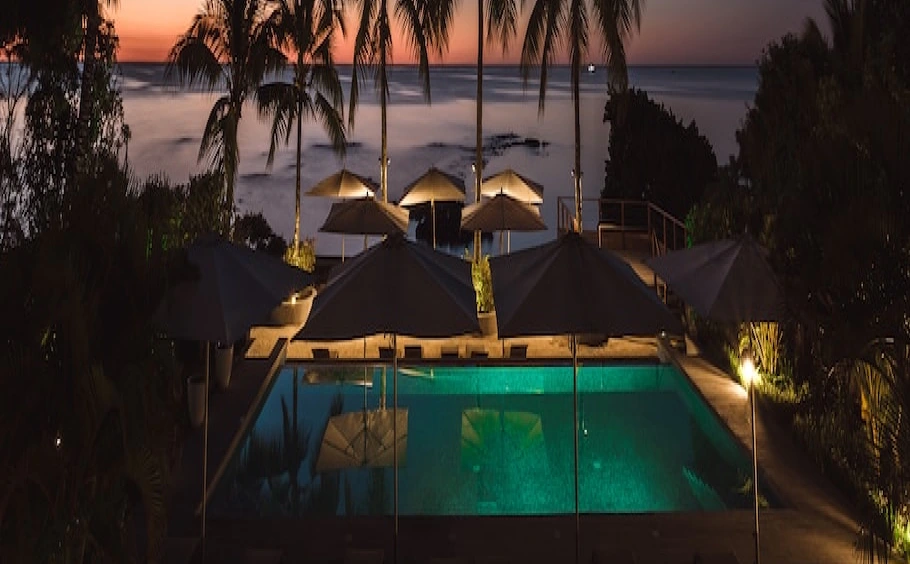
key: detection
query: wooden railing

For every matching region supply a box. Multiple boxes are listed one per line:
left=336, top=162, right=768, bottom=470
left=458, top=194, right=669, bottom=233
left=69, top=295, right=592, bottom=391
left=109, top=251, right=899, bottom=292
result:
left=556, top=197, right=687, bottom=256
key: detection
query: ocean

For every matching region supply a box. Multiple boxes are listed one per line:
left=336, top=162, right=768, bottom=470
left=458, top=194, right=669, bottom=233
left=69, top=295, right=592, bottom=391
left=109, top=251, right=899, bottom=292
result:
left=119, top=64, right=757, bottom=256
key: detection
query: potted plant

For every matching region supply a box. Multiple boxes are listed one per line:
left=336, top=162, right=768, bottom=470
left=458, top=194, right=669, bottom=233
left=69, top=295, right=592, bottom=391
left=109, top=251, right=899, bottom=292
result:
left=215, top=341, right=233, bottom=390
left=187, top=374, right=206, bottom=428
left=272, top=239, right=318, bottom=325
left=472, top=255, right=497, bottom=337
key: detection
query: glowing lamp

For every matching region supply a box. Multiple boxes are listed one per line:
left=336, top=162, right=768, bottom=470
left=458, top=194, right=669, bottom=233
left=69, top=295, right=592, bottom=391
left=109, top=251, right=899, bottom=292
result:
left=741, top=351, right=758, bottom=388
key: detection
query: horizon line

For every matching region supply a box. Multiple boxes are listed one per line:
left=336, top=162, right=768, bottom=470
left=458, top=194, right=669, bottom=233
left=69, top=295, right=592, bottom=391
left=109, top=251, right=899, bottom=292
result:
left=114, top=61, right=759, bottom=68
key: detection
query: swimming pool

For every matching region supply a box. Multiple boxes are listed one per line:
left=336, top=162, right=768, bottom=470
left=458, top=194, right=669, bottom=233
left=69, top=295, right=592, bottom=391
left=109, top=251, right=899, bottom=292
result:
left=210, top=363, right=772, bottom=518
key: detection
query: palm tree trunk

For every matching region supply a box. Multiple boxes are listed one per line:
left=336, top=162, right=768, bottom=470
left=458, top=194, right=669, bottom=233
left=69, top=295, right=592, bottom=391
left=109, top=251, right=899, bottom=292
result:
left=294, top=96, right=303, bottom=250
left=473, top=0, right=484, bottom=262
left=379, top=0, right=390, bottom=203
left=572, top=56, right=582, bottom=232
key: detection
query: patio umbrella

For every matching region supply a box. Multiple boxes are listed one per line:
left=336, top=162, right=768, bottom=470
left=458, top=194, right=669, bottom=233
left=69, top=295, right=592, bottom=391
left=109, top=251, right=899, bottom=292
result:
left=316, top=409, right=409, bottom=472
left=320, top=197, right=410, bottom=237
left=295, top=233, right=478, bottom=559
left=306, top=169, right=379, bottom=259
left=644, top=232, right=784, bottom=323
left=645, top=232, right=784, bottom=564
left=461, top=192, right=546, bottom=254
left=306, top=168, right=378, bottom=198
left=156, top=234, right=313, bottom=546
left=480, top=168, right=544, bottom=205
left=489, top=230, right=681, bottom=563
left=399, top=167, right=467, bottom=248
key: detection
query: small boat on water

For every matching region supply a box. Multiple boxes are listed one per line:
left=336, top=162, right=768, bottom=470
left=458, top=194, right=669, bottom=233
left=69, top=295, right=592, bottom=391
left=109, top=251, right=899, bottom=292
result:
left=587, top=63, right=596, bottom=74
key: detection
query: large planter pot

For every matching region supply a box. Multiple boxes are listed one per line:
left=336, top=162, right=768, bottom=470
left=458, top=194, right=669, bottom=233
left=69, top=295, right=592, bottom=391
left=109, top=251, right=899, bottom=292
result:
left=215, top=343, right=234, bottom=390
left=270, top=286, right=316, bottom=326
left=187, top=377, right=206, bottom=428
left=478, top=311, right=497, bottom=338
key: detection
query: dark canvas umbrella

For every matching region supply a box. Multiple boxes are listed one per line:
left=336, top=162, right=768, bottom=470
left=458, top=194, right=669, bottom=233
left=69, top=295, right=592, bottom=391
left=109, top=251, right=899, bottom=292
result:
left=644, top=233, right=784, bottom=323
left=399, top=167, right=467, bottom=248
left=319, top=197, right=410, bottom=237
left=645, top=232, right=783, bottom=564
left=157, top=235, right=313, bottom=546
left=306, top=168, right=378, bottom=198
left=295, top=234, right=478, bottom=557
left=461, top=193, right=546, bottom=254
left=480, top=168, right=544, bottom=205
left=489, top=231, right=681, bottom=563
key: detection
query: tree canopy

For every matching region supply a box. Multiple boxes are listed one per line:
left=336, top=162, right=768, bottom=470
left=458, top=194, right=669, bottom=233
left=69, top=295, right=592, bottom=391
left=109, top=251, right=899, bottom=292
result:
left=602, top=88, right=717, bottom=222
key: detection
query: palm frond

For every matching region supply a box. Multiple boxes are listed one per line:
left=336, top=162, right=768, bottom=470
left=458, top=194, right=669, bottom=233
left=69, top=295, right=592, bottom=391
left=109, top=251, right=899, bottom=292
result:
left=349, top=0, right=378, bottom=127
left=395, top=0, right=433, bottom=101
left=591, top=0, right=642, bottom=91
left=125, top=446, right=168, bottom=563
left=313, top=91, right=347, bottom=157
left=199, top=95, right=233, bottom=165
left=165, top=36, right=224, bottom=91
left=487, top=0, right=518, bottom=51
left=256, top=82, right=299, bottom=168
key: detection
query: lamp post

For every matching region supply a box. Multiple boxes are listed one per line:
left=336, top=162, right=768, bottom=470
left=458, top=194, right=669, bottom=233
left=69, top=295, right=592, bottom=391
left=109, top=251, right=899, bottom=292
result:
left=741, top=350, right=760, bottom=564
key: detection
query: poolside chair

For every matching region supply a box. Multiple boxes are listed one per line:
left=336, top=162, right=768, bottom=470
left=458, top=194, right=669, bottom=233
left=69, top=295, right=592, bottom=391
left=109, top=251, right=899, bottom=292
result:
left=312, top=347, right=339, bottom=360
left=440, top=345, right=461, bottom=359
left=404, top=345, right=424, bottom=360
left=507, top=344, right=528, bottom=359
left=467, top=345, right=489, bottom=359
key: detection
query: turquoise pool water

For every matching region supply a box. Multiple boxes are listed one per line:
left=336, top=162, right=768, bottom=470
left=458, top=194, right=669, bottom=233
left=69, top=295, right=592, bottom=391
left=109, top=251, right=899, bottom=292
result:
left=211, top=363, right=771, bottom=517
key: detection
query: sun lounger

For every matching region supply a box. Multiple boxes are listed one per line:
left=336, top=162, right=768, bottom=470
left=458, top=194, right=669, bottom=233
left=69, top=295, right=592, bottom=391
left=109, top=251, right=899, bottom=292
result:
left=312, top=347, right=338, bottom=360
left=468, top=345, right=489, bottom=359
left=507, top=344, right=528, bottom=359
left=404, top=345, right=423, bottom=360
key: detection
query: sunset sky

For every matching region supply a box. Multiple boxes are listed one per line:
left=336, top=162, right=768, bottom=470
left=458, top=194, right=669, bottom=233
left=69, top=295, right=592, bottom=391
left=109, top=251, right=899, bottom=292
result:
left=114, top=0, right=826, bottom=65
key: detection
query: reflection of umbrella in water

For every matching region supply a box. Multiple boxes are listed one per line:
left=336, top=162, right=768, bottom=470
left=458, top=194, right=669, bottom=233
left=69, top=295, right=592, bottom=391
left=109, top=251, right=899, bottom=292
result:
left=461, top=408, right=544, bottom=470
left=316, top=409, right=408, bottom=472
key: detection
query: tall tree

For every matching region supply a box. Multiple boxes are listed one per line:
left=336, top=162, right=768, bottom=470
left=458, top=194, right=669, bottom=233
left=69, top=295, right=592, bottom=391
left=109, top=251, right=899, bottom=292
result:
left=520, top=0, right=644, bottom=230
left=257, top=0, right=347, bottom=252
left=167, top=0, right=286, bottom=229
left=348, top=0, right=457, bottom=201
left=472, top=0, right=517, bottom=260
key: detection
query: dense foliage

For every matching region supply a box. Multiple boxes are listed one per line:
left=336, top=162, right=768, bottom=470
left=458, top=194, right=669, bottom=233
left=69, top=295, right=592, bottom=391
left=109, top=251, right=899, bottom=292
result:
left=687, top=0, right=910, bottom=557
left=602, top=88, right=717, bottom=222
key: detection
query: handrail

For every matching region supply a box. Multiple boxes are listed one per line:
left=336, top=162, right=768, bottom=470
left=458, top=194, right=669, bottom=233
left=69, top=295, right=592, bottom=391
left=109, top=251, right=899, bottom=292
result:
left=555, top=196, right=687, bottom=255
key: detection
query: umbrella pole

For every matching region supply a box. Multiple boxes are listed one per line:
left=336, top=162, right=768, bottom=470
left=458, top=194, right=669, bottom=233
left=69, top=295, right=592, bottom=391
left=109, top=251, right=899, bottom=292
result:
left=364, top=234, right=368, bottom=252
left=572, top=334, right=579, bottom=564
left=498, top=231, right=503, bottom=256
left=751, top=381, right=761, bottom=564
left=392, top=334, right=399, bottom=563
left=202, top=341, right=210, bottom=561
left=432, top=199, right=437, bottom=249
left=508, top=230, right=511, bottom=254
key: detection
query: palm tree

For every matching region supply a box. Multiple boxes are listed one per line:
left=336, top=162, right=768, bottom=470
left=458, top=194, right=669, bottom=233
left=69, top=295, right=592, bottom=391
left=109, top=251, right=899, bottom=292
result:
left=167, top=0, right=286, bottom=229
left=472, top=0, right=517, bottom=261
left=257, top=0, right=347, bottom=252
left=520, top=0, right=643, bottom=230
left=348, top=0, right=458, bottom=202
